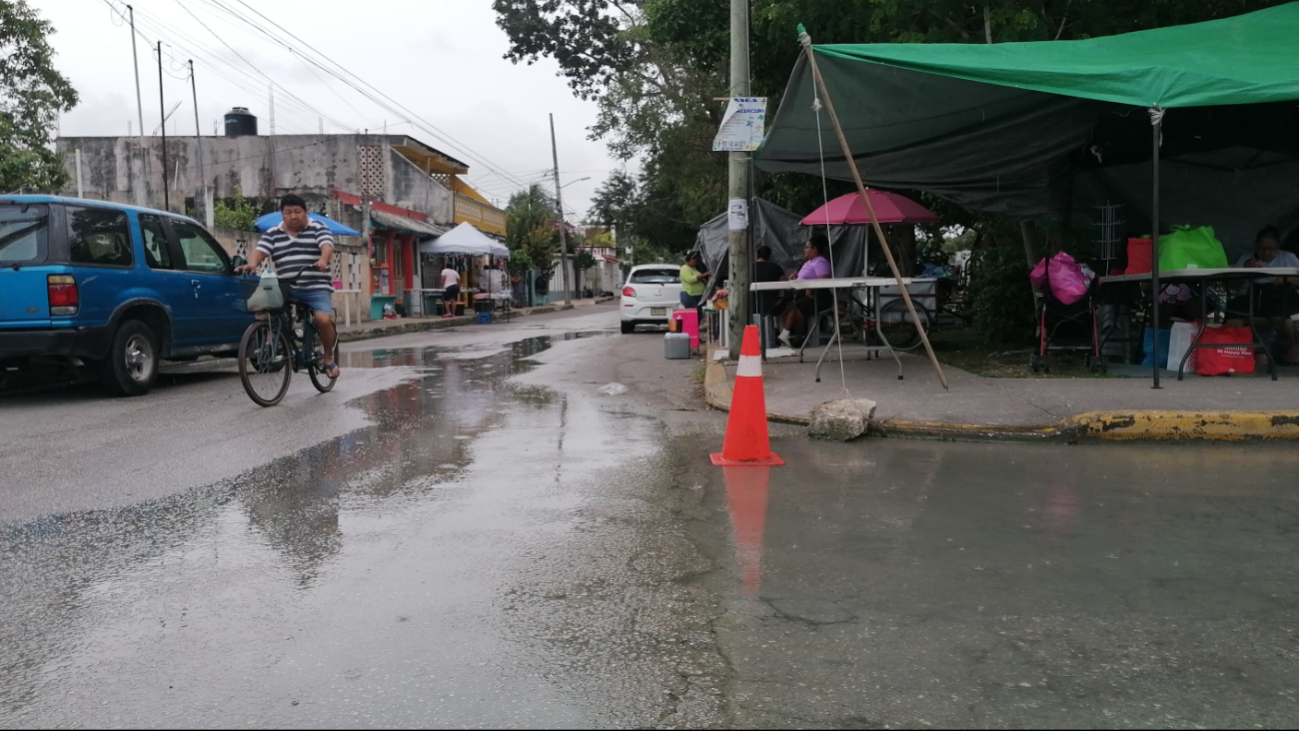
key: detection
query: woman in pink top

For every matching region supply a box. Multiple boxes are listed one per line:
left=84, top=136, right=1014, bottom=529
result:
left=778, top=235, right=833, bottom=347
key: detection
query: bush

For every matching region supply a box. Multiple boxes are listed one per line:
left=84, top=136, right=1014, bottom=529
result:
left=968, top=246, right=1036, bottom=346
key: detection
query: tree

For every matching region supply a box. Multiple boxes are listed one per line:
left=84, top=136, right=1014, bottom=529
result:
left=505, top=183, right=560, bottom=282
left=213, top=186, right=259, bottom=231
left=0, top=0, right=78, bottom=194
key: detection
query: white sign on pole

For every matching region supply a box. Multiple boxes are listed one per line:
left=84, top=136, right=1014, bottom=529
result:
left=712, top=97, right=767, bottom=152
left=728, top=198, right=749, bottom=232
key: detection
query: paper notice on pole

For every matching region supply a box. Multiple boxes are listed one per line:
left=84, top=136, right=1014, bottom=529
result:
left=728, top=198, right=748, bottom=231
left=712, top=97, right=767, bottom=152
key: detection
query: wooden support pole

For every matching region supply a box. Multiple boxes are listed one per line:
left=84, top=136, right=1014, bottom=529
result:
left=798, top=29, right=950, bottom=390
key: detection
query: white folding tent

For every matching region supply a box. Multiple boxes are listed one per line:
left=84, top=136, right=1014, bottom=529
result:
left=418, top=222, right=511, bottom=313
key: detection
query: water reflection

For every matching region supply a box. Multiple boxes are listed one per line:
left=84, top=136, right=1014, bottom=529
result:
left=0, top=335, right=574, bottom=718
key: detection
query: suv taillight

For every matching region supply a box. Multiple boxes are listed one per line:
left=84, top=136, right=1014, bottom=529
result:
left=622, top=286, right=636, bottom=298
left=48, top=275, right=79, bottom=316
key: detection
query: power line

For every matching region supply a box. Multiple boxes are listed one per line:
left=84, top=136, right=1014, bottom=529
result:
left=102, top=0, right=321, bottom=133
left=170, top=0, right=350, bottom=132
left=222, top=0, right=534, bottom=188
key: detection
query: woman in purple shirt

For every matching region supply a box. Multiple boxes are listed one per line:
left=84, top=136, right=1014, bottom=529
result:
left=777, top=235, right=833, bottom=347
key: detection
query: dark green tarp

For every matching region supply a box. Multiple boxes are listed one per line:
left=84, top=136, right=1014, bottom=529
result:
left=754, top=4, right=1299, bottom=255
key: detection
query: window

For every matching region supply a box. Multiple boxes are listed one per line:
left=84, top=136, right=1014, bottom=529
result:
left=630, top=268, right=680, bottom=284
left=138, top=214, right=173, bottom=270
left=172, top=220, right=231, bottom=275
left=68, top=207, right=132, bottom=267
left=0, top=203, right=48, bottom=264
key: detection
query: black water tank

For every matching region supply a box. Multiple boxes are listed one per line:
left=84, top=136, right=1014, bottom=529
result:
left=224, top=107, right=257, bottom=137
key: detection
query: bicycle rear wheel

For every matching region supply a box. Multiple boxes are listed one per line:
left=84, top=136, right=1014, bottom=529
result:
left=238, top=320, right=292, bottom=407
left=307, top=329, right=340, bottom=393
left=878, top=298, right=930, bottom=351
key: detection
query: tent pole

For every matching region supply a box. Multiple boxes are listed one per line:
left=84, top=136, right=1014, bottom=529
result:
left=1150, top=108, right=1162, bottom=389
left=799, top=28, right=950, bottom=390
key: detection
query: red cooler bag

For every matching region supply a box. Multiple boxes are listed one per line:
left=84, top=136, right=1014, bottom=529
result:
left=1125, top=237, right=1153, bottom=275
left=1195, top=326, right=1255, bottom=376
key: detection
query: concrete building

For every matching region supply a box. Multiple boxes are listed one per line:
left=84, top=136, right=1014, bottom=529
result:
left=58, top=118, right=511, bottom=320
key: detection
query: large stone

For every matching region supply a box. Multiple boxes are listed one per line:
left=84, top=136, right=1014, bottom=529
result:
left=808, top=399, right=878, bottom=442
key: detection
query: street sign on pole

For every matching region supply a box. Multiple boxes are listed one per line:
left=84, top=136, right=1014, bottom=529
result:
left=712, top=97, right=766, bottom=152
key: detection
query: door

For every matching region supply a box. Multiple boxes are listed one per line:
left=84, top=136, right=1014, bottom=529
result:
left=134, top=213, right=198, bottom=348
left=168, top=218, right=250, bottom=349
left=0, top=202, right=54, bottom=329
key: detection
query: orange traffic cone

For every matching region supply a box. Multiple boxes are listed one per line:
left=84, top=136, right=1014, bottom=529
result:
left=723, top=466, right=771, bottom=597
left=711, top=325, right=784, bottom=466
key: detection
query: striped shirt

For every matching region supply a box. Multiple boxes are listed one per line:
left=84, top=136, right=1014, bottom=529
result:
left=256, top=220, right=335, bottom=292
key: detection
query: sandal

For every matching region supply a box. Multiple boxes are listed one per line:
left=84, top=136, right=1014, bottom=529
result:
left=322, top=362, right=340, bottom=378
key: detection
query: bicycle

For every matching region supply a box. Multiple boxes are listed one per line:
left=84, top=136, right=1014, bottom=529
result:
left=237, top=283, right=339, bottom=407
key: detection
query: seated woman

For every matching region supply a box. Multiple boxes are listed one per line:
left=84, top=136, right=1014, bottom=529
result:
left=776, top=234, right=833, bottom=347
left=1225, top=225, right=1299, bottom=362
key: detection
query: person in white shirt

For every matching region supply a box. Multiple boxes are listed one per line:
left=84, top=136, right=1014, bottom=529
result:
left=441, top=266, right=462, bottom=318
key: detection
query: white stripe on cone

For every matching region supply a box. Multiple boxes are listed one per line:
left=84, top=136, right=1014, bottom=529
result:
left=736, top=355, right=763, bottom=379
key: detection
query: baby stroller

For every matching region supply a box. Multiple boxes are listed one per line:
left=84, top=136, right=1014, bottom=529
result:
left=1029, top=253, right=1104, bottom=374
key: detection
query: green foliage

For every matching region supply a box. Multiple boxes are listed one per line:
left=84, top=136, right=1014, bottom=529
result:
left=573, top=247, right=596, bottom=273
left=968, top=245, right=1036, bottom=346
left=213, top=186, right=259, bottom=231
left=505, top=184, right=560, bottom=279
left=0, top=0, right=78, bottom=193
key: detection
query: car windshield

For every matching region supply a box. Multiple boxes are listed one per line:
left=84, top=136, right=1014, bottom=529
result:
left=0, top=204, right=49, bottom=264
left=630, top=269, right=680, bottom=284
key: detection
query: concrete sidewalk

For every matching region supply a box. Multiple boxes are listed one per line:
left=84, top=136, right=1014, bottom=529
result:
left=705, top=347, right=1299, bottom=441
left=336, top=297, right=613, bottom=343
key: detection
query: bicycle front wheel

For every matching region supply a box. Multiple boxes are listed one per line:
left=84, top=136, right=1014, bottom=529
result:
left=238, top=320, right=293, bottom=407
left=878, top=298, right=930, bottom=351
left=307, top=330, right=340, bottom=393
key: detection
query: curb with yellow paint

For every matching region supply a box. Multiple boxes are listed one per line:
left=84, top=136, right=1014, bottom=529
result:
left=703, top=359, right=1299, bottom=442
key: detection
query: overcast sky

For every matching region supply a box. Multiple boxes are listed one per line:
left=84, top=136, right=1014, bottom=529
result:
left=36, top=0, right=624, bottom=218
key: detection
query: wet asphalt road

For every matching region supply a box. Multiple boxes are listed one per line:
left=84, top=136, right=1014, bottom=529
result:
left=4, top=305, right=1299, bottom=728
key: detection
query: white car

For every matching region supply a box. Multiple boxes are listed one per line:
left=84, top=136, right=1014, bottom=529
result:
left=620, top=265, right=683, bottom=334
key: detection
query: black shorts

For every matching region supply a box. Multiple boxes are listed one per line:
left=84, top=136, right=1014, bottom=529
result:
left=445, top=284, right=461, bottom=300
left=794, top=290, right=832, bottom=318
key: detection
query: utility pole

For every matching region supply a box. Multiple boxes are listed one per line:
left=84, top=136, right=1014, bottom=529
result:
left=727, top=0, right=751, bottom=359
left=190, top=60, right=204, bottom=185
left=158, top=41, right=169, bottom=212
left=128, top=5, right=147, bottom=207
left=549, top=113, right=572, bottom=305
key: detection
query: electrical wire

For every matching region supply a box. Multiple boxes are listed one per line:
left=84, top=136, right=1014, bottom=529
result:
left=221, top=0, right=534, bottom=188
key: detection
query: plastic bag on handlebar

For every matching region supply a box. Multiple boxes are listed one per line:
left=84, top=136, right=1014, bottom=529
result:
left=245, top=272, right=286, bottom=312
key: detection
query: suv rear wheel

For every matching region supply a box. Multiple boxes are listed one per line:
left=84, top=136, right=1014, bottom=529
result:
left=99, top=320, right=159, bottom=397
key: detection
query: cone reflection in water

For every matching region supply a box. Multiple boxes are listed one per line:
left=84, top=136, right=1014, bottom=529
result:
left=711, top=325, right=784, bottom=466
left=723, top=466, right=770, bottom=598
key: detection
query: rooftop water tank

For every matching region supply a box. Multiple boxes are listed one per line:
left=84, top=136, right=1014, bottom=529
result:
left=224, top=107, right=257, bottom=138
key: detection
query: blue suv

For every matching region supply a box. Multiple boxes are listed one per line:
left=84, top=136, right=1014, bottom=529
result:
left=0, top=196, right=254, bottom=396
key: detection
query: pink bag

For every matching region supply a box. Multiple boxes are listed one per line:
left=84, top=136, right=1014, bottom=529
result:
left=1030, top=252, right=1091, bottom=305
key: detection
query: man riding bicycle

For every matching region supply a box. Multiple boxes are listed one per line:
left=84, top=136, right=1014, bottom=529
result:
left=235, top=194, right=340, bottom=379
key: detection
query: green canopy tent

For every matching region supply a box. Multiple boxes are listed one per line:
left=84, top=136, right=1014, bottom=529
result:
left=755, top=3, right=1299, bottom=386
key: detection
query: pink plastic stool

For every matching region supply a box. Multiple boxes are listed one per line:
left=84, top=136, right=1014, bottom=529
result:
left=671, top=309, right=699, bottom=349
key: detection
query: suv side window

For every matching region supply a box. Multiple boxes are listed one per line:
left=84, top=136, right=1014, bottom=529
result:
left=68, top=206, right=132, bottom=267
left=138, top=214, right=173, bottom=270
left=172, top=220, right=231, bottom=275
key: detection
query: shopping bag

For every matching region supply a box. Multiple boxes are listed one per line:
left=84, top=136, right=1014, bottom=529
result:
left=244, top=273, right=284, bottom=312
left=1030, top=257, right=1048, bottom=291
left=1158, top=226, right=1229, bottom=272
left=1125, top=237, right=1152, bottom=275
left=1141, top=328, right=1171, bottom=368
left=1167, top=321, right=1200, bottom=372
left=1047, top=252, right=1092, bottom=305
left=1195, top=326, right=1255, bottom=376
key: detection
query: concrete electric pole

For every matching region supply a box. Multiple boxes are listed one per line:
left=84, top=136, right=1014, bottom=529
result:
left=727, top=0, right=751, bottom=359
left=550, top=113, right=572, bottom=305
left=128, top=5, right=148, bottom=207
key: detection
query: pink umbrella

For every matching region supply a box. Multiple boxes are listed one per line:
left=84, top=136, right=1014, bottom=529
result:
left=801, top=190, right=939, bottom=226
